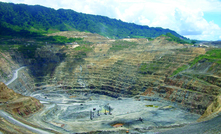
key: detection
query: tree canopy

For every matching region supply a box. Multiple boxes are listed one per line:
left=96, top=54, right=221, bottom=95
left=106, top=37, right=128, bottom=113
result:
left=0, top=2, right=186, bottom=39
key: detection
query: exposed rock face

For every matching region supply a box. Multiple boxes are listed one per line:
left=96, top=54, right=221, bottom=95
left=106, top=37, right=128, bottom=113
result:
left=0, top=51, right=19, bottom=83
left=164, top=75, right=220, bottom=96
left=141, top=85, right=215, bottom=115
left=198, top=95, right=221, bottom=122
left=0, top=82, right=43, bottom=117
left=7, top=68, right=36, bottom=96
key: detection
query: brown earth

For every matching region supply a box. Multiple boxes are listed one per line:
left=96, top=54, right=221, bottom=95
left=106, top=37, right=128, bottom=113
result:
left=112, top=123, right=124, bottom=128
left=0, top=82, right=43, bottom=117
left=198, top=95, right=221, bottom=122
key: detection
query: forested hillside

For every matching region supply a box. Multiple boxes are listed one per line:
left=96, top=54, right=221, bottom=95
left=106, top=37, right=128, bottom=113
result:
left=0, top=2, right=185, bottom=39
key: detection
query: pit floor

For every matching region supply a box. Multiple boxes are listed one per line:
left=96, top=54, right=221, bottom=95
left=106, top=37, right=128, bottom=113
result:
left=28, top=89, right=200, bottom=133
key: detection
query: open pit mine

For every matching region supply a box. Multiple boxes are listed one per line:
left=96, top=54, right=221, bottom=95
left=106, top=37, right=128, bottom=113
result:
left=0, top=31, right=221, bottom=134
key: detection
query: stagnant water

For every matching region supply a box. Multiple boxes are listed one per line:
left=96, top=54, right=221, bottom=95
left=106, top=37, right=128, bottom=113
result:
left=28, top=87, right=200, bottom=134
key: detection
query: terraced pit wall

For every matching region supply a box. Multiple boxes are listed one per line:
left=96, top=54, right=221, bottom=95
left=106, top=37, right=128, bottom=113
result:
left=1, top=33, right=221, bottom=118
left=41, top=36, right=220, bottom=116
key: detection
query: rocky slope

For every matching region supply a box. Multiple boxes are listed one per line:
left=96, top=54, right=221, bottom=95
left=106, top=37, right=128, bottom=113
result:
left=0, top=51, right=19, bottom=83
left=198, top=95, right=221, bottom=122
left=0, top=82, right=46, bottom=133
left=0, top=82, right=43, bottom=117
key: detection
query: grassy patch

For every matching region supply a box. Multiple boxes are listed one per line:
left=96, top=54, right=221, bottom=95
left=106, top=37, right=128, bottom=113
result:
left=170, top=65, right=188, bottom=76
left=109, top=40, right=138, bottom=52
left=37, top=35, right=83, bottom=44
left=147, top=37, right=154, bottom=41
left=73, top=46, right=92, bottom=52
left=47, top=29, right=60, bottom=34
left=131, top=35, right=146, bottom=38
left=171, top=49, right=221, bottom=76
left=165, top=63, right=172, bottom=69
left=0, top=45, right=13, bottom=51
left=206, top=49, right=221, bottom=59
left=138, top=62, right=161, bottom=74
left=189, top=55, right=207, bottom=67
left=190, top=49, right=221, bottom=67
left=72, top=45, right=93, bottom=59
left=0, top=45, right=20, bottom=51
left=75, top=40, right=93, bottom=45
left=139, top=63, right=148, bottom=72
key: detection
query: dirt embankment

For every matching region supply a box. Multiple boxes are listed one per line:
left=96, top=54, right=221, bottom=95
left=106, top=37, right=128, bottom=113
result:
left=0, top=82, right=43, bottom=117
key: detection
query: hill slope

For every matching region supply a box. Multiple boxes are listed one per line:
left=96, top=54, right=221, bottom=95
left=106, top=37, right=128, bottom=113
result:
left=0, top=1, right=185, bottom=39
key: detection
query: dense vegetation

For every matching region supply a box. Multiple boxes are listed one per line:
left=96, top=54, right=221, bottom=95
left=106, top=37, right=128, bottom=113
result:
left=36, top=35, right=83, bottom=44
left=164, top=33, right=190, bottom=44
left=0, top=2, right=186, bottom=39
